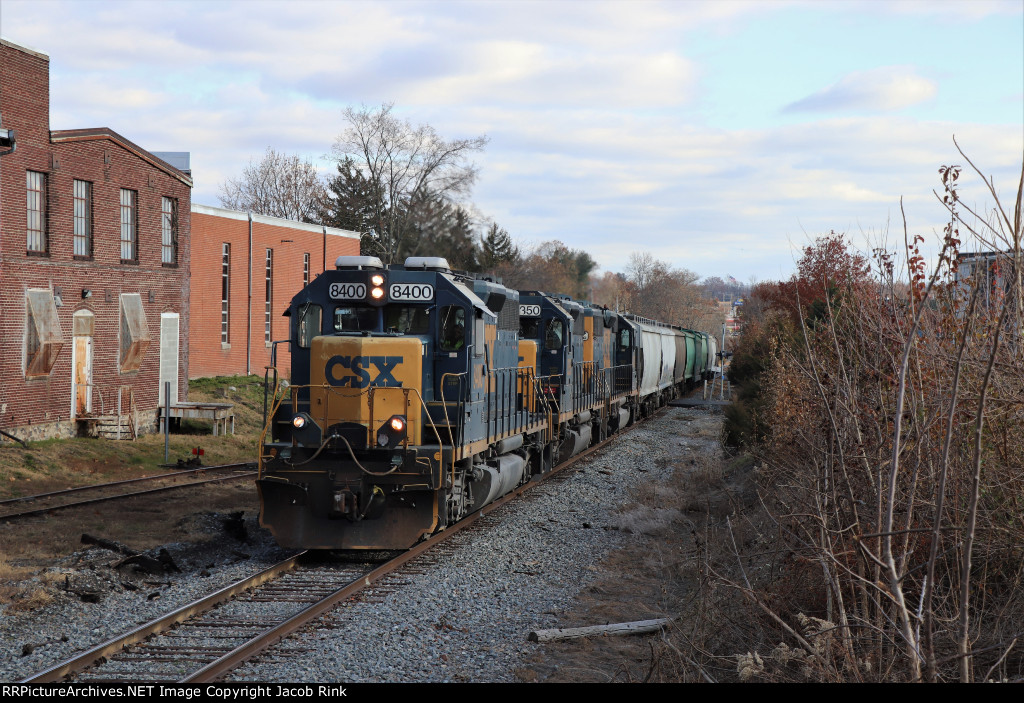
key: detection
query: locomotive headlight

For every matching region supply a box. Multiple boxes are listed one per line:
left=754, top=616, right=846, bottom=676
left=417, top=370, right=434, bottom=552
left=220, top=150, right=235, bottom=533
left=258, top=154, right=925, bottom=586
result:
left=371, top=286, right=385, bottom=300
left=371, top=274, right=385, bottom=286
left=290, top=413, right=321, bottom=447
left=376, top=414, right=408, bottom=449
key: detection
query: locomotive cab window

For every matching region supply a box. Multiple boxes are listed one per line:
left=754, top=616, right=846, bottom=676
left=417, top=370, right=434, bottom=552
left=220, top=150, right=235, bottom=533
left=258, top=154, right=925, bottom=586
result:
left=384, top=306, right=430, bottom=335
left=474, top=313, right=485, bottom=357
left=439, top=305, right=466, bottom=351
left=545, top=319, right=564, bottom=350
left=334, top=305, right=377, bottom=332
left=618, top=328, right=632, bottom=353
left=297, top=304, right=322, bottom=348
left=520, top=317, right=540, bottom=338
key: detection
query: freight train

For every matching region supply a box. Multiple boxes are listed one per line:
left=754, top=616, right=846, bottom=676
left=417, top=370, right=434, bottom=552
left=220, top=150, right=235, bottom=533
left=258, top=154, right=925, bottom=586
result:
left=257, top=256, right=718, bottom=549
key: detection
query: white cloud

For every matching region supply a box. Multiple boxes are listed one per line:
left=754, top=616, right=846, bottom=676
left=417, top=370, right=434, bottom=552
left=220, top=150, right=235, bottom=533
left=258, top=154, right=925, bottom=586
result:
left=2, top=0, right=1020, bottom=283
left=784, top=66, right=938, bottom=113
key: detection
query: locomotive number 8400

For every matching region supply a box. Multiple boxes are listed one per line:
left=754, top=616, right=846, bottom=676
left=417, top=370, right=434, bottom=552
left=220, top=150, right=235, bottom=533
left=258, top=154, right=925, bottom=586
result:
left=389, top=283, right=434, bottom=301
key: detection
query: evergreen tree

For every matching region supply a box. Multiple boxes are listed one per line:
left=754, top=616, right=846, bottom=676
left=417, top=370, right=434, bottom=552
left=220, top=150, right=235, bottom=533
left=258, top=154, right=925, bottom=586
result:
left=479, top=222, right=520, bottom=271
left=319, top=156, right=387, bottom=256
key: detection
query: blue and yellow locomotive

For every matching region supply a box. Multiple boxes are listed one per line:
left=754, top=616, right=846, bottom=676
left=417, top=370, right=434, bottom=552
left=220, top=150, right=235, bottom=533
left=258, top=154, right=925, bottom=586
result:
left=257, top=255, right=717, bottom=550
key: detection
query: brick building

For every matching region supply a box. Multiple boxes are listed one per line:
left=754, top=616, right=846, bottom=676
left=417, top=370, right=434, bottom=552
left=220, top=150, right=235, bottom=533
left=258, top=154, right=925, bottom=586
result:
left=0, top=38, right=192, bottom=440
left=189, top=204, right=359, bottom=379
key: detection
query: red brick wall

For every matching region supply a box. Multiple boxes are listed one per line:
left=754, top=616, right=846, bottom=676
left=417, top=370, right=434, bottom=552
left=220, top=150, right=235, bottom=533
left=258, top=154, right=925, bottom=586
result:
left=0, top=40, right=50, bottom=147
left=0, top=40, right=191, bottom=437
left=189, top=206, right=359, bottom=379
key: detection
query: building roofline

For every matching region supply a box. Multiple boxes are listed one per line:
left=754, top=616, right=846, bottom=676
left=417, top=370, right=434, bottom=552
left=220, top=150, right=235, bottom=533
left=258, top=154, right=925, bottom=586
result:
left=191, top=203, right=361, bottom=239
left=50, top=128, right=193, bottom=187
left=958, top=251, right=1009, bottom=260
left=0, top=37, right=49, bottom=60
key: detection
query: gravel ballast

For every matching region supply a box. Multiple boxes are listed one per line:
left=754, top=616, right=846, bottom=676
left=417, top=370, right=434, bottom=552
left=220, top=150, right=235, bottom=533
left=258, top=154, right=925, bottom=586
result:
left=231, top=408, right=700, bottom=682
left=1, top=408, right=707, bottom=683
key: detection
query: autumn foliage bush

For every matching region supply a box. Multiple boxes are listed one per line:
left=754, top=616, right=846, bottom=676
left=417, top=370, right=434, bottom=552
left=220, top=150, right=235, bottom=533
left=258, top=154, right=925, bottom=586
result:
left=723, top=149, right=1024, bottom=682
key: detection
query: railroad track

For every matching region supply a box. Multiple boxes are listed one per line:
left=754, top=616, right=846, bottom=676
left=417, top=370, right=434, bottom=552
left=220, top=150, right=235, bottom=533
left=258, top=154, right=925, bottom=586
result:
left=0, top=463, right=257, bottom=521
left=20, top=412, right=656, bottom=683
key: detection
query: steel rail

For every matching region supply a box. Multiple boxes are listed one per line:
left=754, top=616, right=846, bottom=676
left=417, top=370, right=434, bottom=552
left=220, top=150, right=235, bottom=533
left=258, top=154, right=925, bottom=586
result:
left=0, top=462, right=255, bottom=506
left=0, top=471, right=257, bottom=521
left=184, top=410, right=657, bottom=682
left=19, top=552, right=307, bottom=683
left=24, top=406, right=665, bottom=683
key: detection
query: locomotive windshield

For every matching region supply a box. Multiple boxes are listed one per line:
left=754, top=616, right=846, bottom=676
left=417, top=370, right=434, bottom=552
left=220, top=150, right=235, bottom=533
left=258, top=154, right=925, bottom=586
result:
left=384, top=306, right=430, bottom=335
left=334, top=305, right=377, bottom=332
left=520, top=317, right=540, bottom=338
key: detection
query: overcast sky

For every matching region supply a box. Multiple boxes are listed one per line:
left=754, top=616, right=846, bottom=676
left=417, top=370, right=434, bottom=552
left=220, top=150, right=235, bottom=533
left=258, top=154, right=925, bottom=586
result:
left=2, top=0, right=1022, bottom=282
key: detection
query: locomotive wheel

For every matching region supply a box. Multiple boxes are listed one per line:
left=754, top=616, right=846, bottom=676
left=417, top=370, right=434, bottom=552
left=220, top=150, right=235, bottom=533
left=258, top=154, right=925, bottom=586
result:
left=446, top=470, right=469, bottom=526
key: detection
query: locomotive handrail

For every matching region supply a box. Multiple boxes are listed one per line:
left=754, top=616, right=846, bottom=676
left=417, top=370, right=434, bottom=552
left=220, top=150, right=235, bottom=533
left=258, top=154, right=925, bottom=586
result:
left=439, top=371, right=468, bottom=455
left=261, top=377, right=456, bottom=483
left=570, top=361, right=601, bottom=415
left=484, top=365, right=542, bottom=440
left=367, top=384, right=454, bottom=484
left=532, top=373, right=561, bottom=441
left=258, top=368, right=289, bottom=475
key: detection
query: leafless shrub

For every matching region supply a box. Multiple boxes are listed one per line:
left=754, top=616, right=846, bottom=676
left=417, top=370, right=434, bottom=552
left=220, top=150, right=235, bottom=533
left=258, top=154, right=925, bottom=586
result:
left=724, top=143, right=1024, bottom=682
left=612, top=506, right=679, bottom=536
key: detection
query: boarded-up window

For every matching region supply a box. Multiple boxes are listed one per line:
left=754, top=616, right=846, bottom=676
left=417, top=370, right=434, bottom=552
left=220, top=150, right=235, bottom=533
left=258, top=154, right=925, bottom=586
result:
left=73, top=310, right=95, bottom=337
left=26, top=289, right=64, bottom=377
left=119, top=293, right=151, bottom=373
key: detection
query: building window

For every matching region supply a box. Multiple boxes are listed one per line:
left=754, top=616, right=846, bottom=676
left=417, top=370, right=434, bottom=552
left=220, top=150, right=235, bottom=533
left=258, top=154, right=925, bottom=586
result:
left=161, top=196, right=178, bottom=265
left=119, top=293, right=151, bottom=373
left=221, top=243, right=231, bottom=344
left=27, top=171, right=47, bottom=253
left=303, top=253, right=310, bottom=286
left=26, top=289, right=64, bottom=378
left=265, top=248, right=273, bottom=343
left=120, top=188, right=138, bottom=262
left=73, top=180, right=93, bottom=257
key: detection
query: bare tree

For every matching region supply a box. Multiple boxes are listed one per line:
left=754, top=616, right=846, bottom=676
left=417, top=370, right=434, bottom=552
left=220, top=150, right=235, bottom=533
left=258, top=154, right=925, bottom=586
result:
left=620, top=251, right=722, bottom=334
left=219, top=147, right=327, bottom=222
left=331, top=103, right=488, bottom=264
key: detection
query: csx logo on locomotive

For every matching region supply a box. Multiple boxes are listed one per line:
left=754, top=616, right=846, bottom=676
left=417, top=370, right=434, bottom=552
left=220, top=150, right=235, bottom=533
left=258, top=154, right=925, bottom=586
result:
left=325, top=355, right=404, bottom=388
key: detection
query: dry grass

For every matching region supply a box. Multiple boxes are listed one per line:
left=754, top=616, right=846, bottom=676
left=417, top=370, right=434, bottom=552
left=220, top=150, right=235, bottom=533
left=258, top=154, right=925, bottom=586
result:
left=611, top=505, right=679, bottom=537
left=0, top=555, right=33, bottom=581
left=0, top=556, right=54, bottom=612
left=0, top=375, right=266, bottom=500
left=5, top=587, right=53, bottom=613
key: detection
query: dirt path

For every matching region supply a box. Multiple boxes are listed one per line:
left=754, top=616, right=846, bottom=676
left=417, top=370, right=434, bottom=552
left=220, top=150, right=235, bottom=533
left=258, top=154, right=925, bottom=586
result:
left=519, top=406, right=762, bottom=683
